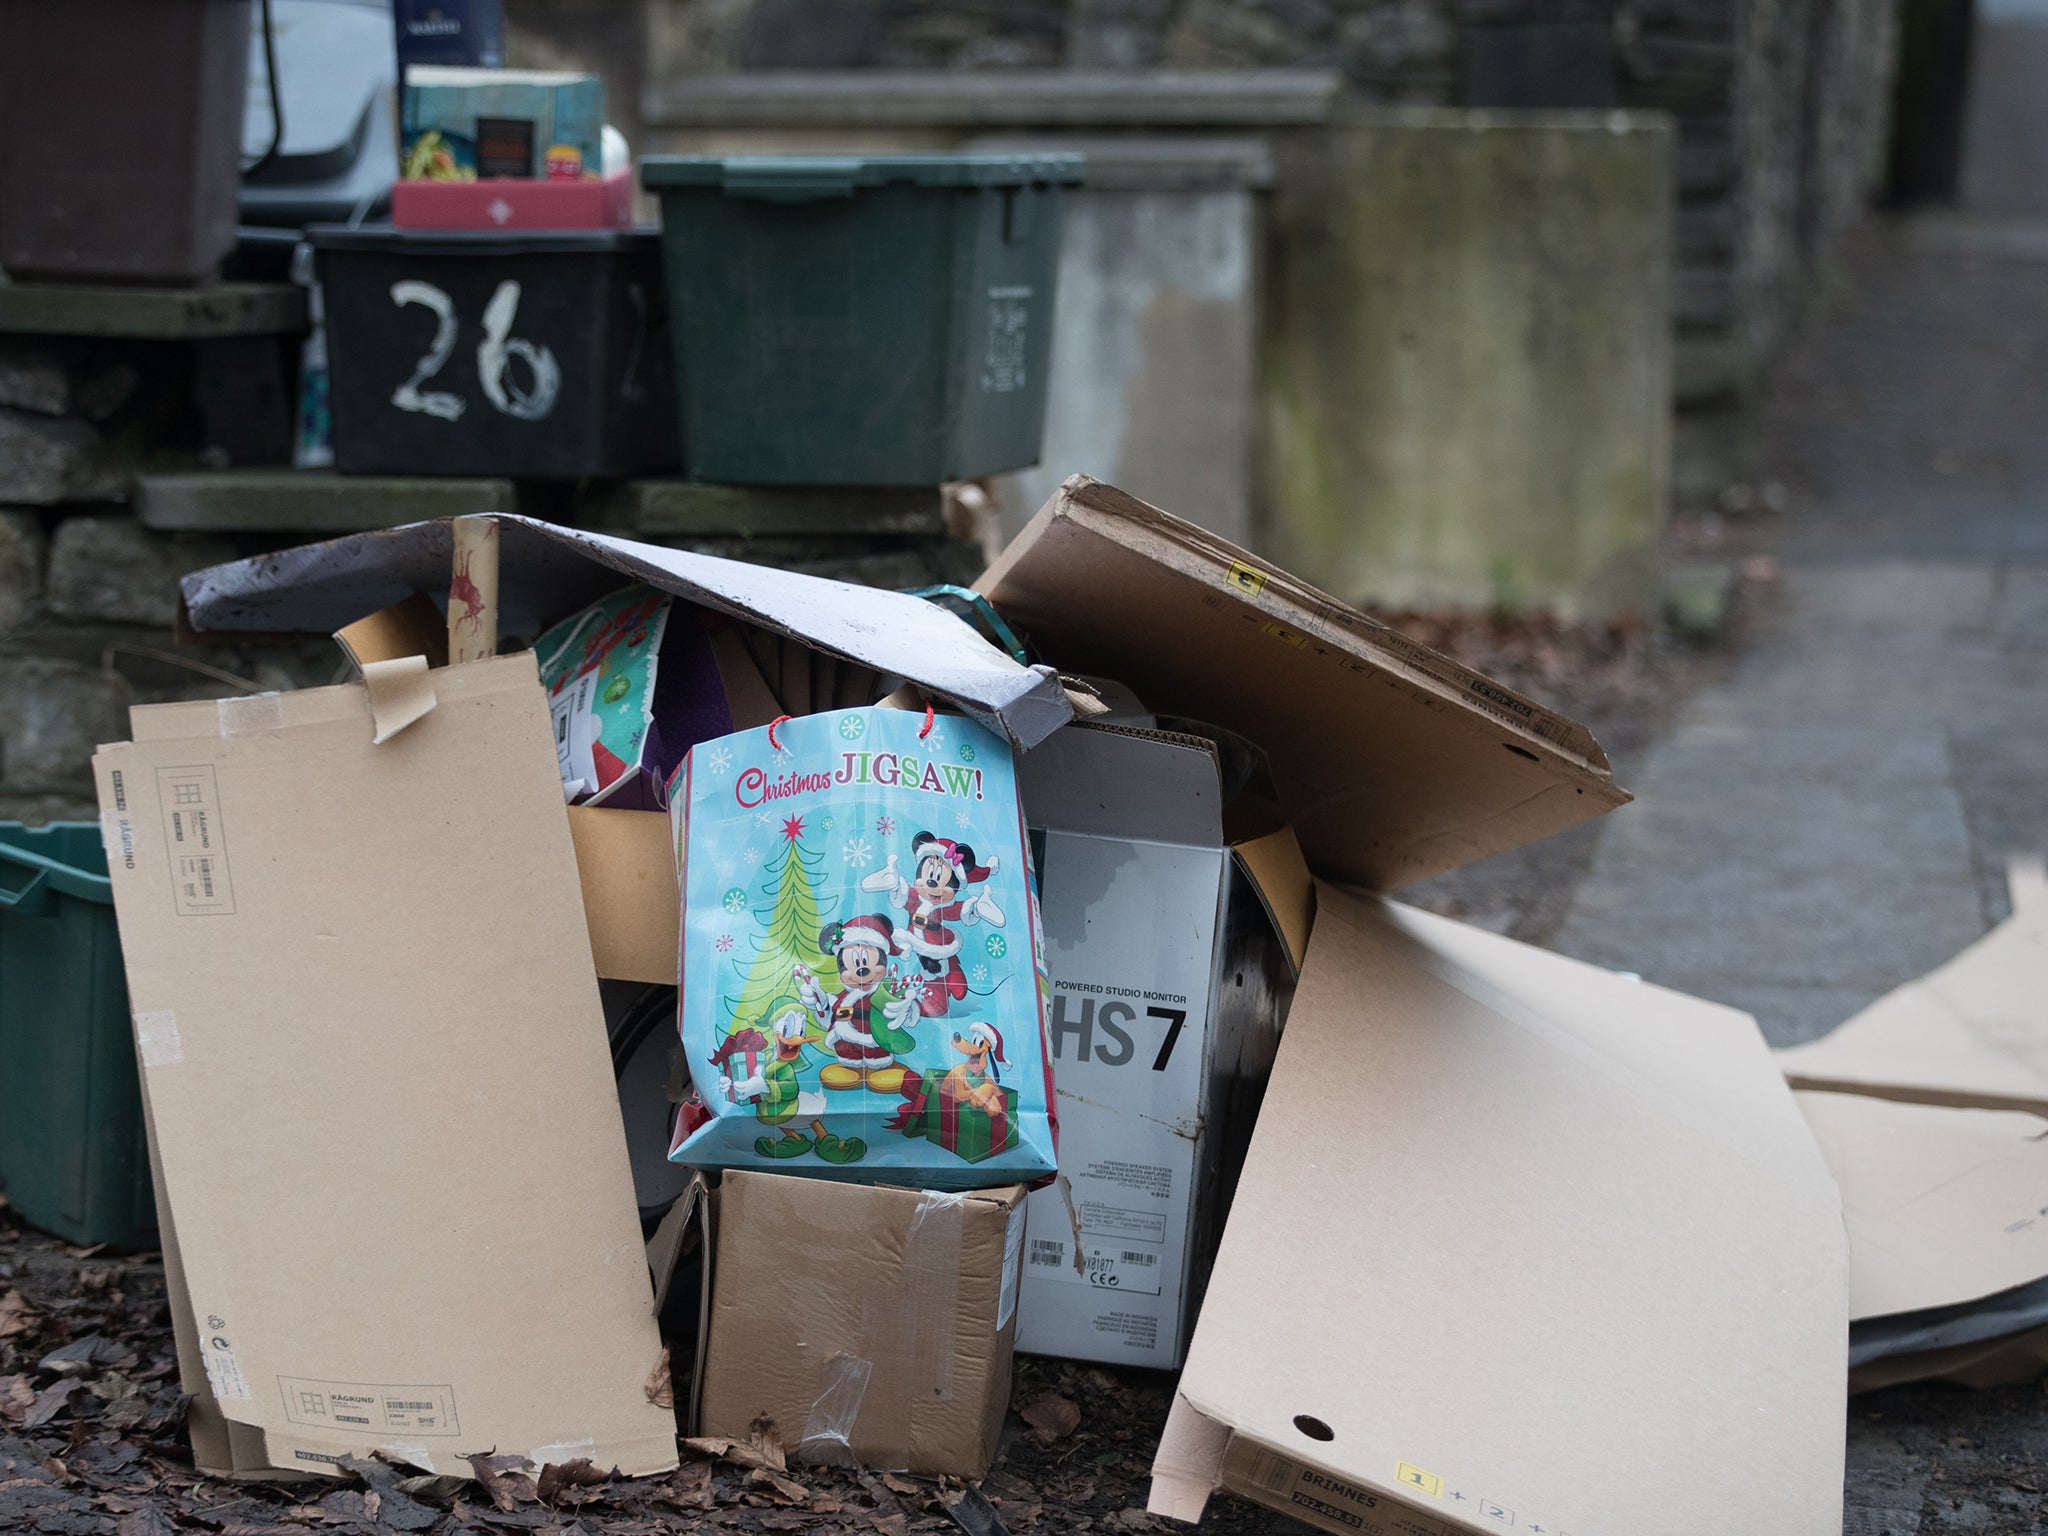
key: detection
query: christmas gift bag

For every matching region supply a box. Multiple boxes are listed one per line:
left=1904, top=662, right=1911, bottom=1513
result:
left=667, top=706, right=1056, bottom=1189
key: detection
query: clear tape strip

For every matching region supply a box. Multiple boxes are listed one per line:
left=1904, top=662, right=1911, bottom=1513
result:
left=845, top=1190, right=967, bottom=1471
left=215, top=693, right=285, bottom=738
left=795, top=1353, right=873, bottom=1469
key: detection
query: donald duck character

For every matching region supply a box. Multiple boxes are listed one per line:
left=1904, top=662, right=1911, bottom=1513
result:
left=793, top=913, right=924, bottom=1094
left=713, top=999, right=865, bottom=1163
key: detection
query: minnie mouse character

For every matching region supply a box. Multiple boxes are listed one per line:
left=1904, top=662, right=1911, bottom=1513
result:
left=860, top=831, right=1005, bottom=1016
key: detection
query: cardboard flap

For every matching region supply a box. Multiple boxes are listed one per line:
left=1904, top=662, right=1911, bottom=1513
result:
left=1776, top=857, right=2048, bottom=1114
left=977, top=476, right=1627, bottom=890
left=1231, top=827, right=1314, bottom=975
left=570, top=806, right=681, bottom=985
left=93, top=653, right=678, bottom=1478
left=179, top=516, right=1071, bottom=750
left=1155, top=886, right=1845, bottom=1536
left=1014, top=721, right=1225, bottom=845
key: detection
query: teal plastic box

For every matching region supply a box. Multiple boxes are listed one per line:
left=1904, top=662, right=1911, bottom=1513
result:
left=0, top=824, right=156, bottom=1250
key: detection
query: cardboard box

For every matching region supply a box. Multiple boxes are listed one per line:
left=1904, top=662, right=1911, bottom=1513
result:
left=118, top=516, right=1069, bottom=1480
left=95, top=656, right=677, bottom=1477
left=979, top=477, right=1849, bottom=1536
left=1012, top=721, right=1308, bottom=1368
left=698, top=1170, right=1027, bottom=1477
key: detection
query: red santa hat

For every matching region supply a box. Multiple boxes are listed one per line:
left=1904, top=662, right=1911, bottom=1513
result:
left=966, top=1021, right=1007, bottom=1075
left=912, top=831, right=995, bottom=885
left=822, top=913, right=900, bottom=958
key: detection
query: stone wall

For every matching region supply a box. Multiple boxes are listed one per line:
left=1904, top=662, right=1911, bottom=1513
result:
left=0, top=362, right=336, bottom=826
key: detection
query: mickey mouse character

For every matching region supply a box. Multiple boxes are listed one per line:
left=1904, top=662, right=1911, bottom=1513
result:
left=793, top=913, right=923, bottom=1094
left=861, top=831, right=1005, bottom=1016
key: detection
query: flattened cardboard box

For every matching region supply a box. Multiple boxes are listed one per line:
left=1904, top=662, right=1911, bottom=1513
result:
left=1150, top=890, right=1848, bottom=1536
left=94, top=655, right=677, bottom=1477
left=700, top=1170, right=1027, bottom=1478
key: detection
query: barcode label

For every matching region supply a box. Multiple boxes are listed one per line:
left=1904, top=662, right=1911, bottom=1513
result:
left=1029, top=1240, right=1065, bottom=1267
left=1120, top=1250, right=1156, bottom=1267
left=386, top=1399, right=436, bottom=1411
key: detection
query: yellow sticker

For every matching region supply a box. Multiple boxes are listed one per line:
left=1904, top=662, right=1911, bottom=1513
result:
left=1260, top=621, right=1308, bottom=649
left=1395, top=1462, right=1442, bottom=1498
left=1226, top=560, right=1269, bottom=598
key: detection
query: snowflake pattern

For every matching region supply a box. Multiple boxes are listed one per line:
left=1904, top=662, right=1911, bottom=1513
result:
left=985, top=933, right=1008, bottom=959
left=772, top=746, right=795, bottom=768
left=954, top=808, right=973, bottom=831
left=876, top=815, right=896, bottom=836
left=715, top=933, right=735, bottom=953
left=742, top=846, right=761, bottom=867
left=958, top=743, right=976, bottom=763
left=844, top=836, right=873, bottom=869
left=923, top=727, right=948, bottom=756
left=706, top=744, right=733, bottom=775
left=970, top=963, right=989, bottom=985
left=722, top=888, right=748, bottom=915
left=838, top=714, right=867, bottom=741
left=821, top=815, right=836, bottom=832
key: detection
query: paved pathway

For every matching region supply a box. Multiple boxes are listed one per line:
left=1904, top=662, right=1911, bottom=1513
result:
left=1547, top=23, right=2048, bottom=1531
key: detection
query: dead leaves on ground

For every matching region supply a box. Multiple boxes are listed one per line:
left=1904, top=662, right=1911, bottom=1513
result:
left=1017, top=1393, right=1081, bottom=1442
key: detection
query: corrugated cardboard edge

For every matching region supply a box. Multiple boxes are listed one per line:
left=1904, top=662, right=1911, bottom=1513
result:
left=647, top=1174, right=711, bottom=1434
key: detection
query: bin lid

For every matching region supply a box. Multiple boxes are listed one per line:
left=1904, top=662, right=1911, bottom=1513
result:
left=305, top=223, right=662, bottom=256
left=640, top=153, right=1086, bottom=201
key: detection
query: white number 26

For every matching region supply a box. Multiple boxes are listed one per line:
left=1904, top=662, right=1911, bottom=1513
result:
left=387, top=279, right=561, bottom=424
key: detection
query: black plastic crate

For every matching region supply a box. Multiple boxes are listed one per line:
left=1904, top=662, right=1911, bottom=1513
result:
left=310, top=224, right=678, bottom=478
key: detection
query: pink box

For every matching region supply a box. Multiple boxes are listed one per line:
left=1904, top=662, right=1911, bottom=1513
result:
left=391, top=168, right=632, bottom=230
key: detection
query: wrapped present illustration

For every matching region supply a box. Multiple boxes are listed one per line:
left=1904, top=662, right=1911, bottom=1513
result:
left=668, top=706, right=1056, bottom=1188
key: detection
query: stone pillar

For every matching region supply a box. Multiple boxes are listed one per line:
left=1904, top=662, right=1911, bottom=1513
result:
left=974, top=136, right=1271, bottom=546
left=1259, top=109, right=1674, bottom=621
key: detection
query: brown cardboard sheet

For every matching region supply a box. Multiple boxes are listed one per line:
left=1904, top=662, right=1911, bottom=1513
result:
left=570, top=806, right=681, bottom=986
left=1148, top=886, right=1847, bottom=1536
left=93, top=654, right=677, bottom=1478
left=977, top=475, right=1629, bottom=891
left=1795, top=1090, right=2048, bottom=1321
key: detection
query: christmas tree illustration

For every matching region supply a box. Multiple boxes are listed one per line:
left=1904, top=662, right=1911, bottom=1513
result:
left=725, top=814, right=836, bottom=1034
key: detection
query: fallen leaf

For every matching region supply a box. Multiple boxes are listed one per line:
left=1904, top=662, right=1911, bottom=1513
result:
left=534, top=1457, right=609, bottom=1506
left=0, top=1293, right=34, bottom=1339
left=746, top=1416, right=787, bottom=1473
left=116, top=1511, right=177, bottom=1536
left=0, top=1375, right=34, bottom=1425
left=746, top=1466, right=809, bottom=1506
left=463, top=1451, right=539, bottom=1513
left=643, top=1347, right=674, bottom=1412
left=23, top=1380, right=83, bottom=1429
left=678, top=1436, right=782, bottom=1473
left=1018, top=1393, right=1080, bottom=1440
